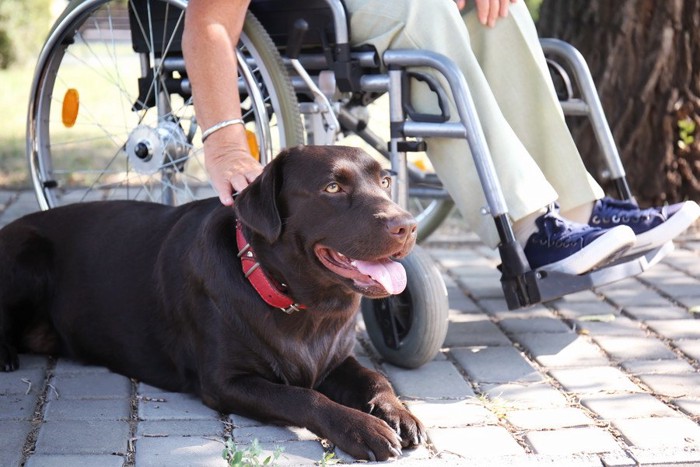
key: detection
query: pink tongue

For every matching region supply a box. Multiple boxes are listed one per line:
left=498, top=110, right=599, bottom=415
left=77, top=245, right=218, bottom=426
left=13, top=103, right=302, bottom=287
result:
left=354, top=258, right=407, bottom=295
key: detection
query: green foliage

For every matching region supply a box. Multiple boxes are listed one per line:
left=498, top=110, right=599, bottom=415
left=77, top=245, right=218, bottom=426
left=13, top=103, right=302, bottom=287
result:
left=524, top=0, right=543, bottom=21
left=0, top=0, right=53, bottom=69
left=222, top=438, right=284, bottom=467
left=678, top=117, right=696, bottom=149
left=318, top=451, right=340, bottom=466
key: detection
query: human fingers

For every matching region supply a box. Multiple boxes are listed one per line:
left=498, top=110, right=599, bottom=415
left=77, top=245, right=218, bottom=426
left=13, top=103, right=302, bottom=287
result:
left=205, top=149, right=263, bottom=204
left=499, top=0, right=511, bottom=18
left=475, top=0, right=502, bottom=27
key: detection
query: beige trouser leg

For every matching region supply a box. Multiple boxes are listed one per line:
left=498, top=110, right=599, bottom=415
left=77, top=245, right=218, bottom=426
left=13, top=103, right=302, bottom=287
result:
left=344, top=0, right=603, bottom=247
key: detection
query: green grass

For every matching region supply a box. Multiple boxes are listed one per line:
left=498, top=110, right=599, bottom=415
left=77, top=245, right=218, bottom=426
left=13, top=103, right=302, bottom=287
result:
left=0, top=63, right=34, bottom=186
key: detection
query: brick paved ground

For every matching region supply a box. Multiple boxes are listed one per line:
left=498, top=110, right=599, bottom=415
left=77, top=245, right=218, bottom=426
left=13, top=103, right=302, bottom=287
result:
left=2, top=189, right=700, bottom=466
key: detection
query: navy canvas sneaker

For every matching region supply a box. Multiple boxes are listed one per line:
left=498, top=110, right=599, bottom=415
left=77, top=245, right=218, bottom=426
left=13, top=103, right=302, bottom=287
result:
left=524, top=206, right=636, bottom=275
left=590, top=197, right=700, bottom=255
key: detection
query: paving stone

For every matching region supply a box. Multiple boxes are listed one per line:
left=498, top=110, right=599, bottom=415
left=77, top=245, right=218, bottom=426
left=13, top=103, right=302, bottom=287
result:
left=444, top=284, right=481, bottom=314
left=0, top=368, right=46, bottom=396
left=48, top=372, right=131, bottom=400
left=0, top=393, right=39, bottom=420
left=34, top=420, right=130, bottom=455
left=572, top=316, right=646, bottom=337
left=675, top=338, right=700, bottom=361
left=629, top=446, right=700, bottom=465
left=499, top=316, right=572, bottom=334
left=450, top=346, right=542, bottom=384
left=646, top=319, right=700, bottom=339
left=637, top=373, right=700, bottom=398
left=525, top=426, right=621, bottom=455
left=24, top=454, right=126, bottom=467
left=228, top=413, right=266, bottom=428
left=405, top=399, right=498, bottom=427
left=514, top=333, right=609, bottom=368
left=664, top=250, right=700, bottom=275
left=453, top=275, right=505, bottom=299
left=613, top=417, right=700, bottom=449
left=592, top=335, right=677, bottom=361
left=549, top=367, right=641, bottom=394
left=135, top=436, right=226, bottom=466
left=334, top=442, right=432, bottom=465
left=44, top=397, right=130, bottom=420
left=676, top=296, right=700, bottom=309
left=137, top=419, right=225, bottom=437
left=673, top=397, right=700, bottom=417
left=234, top=425, right=318, bottom=443
left=580, top=393, right=679, bottom=420
left=16, top=354, right=50, bottom=370
left=623, top=306, right=691, bottom=321
left=505, top=407, right=594, bottom=430
left=53, top=359, right=112, bottom=374
left=138, top=392, right=220, bottom=420
left=0, top=191, right=40, bottom=225
left=649, top=278, right=700, bottom=298
left=597, top=288, right=671, bottom=308
left=553, top=289, right=602, bottom=304
left=554, top=301, right=620, bottom=321
left=428, top=426, right=525, bottom=458
left=0, top=420, right=32, bottom=467
left=383, top=361, right=474, bottom=399
left=478, top=298, right=511, bottom=315
left=262, top=441, right=329, bottom=466
left=480, top=382, right=569, bottom=409
left=621, top=358, right=696, bottom=375
left=489, top=305, right=557, bottom=322
left=443, top=314, right=510, bottom=347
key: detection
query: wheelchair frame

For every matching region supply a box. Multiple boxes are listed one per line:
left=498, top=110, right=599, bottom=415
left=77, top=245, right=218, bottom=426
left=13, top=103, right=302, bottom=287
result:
left=271, top=0, right=668, bottom=310
left=25, top=0, right=672, bottom=367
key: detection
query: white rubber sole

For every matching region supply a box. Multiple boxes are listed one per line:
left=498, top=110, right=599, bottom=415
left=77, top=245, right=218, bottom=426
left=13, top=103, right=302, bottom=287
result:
left=539, top=225, right=637, bottom=275
left=627, top=200, right=700, bottom=256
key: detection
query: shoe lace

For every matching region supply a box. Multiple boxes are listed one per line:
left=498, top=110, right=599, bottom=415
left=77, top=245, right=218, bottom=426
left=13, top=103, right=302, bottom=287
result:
left=538, top=211, right=590, bottom=248
left=594, top=198, right=653, bottom=224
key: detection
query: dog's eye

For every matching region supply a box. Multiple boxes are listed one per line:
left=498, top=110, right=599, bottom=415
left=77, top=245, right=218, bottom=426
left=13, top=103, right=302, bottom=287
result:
left=380, top=176, right=391, bottom=189
left=325, top=182, right=341, bottom=193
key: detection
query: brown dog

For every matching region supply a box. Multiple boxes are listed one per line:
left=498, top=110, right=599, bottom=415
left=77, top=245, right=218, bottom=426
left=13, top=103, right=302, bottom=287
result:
left=0, top=145, right=424, bottom=460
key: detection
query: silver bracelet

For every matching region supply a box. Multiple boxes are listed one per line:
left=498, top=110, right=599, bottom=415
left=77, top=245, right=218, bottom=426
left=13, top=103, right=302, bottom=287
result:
left=201, top=118, right=245, bottom=142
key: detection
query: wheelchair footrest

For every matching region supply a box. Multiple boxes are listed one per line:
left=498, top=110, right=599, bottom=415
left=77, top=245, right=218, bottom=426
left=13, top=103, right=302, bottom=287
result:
left=501, top=241, right=674, bottom=310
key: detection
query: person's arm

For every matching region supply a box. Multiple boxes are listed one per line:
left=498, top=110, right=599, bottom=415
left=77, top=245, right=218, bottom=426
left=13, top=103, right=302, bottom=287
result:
left=183, top=0, right=260, bottom=206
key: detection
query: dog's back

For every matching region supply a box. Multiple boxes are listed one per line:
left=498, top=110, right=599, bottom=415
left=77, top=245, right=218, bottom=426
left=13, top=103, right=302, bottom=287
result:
left=0, top=199, right=220, bottom=386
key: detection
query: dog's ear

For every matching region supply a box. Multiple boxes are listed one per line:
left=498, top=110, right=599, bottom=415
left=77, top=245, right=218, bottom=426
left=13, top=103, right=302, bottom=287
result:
left=234, top=150, right=287, bottom=243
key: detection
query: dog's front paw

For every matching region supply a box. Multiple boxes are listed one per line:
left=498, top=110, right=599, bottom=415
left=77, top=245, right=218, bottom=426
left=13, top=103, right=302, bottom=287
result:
left=0, top=342, right=19, bottom=372
left=368, top=396, right=426, bottom=448
left=323, top=407, right=405, bottom=461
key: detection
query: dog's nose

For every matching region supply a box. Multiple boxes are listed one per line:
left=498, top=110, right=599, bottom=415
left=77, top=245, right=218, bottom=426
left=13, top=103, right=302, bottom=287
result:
left=387, top=216, right=417, bottom=241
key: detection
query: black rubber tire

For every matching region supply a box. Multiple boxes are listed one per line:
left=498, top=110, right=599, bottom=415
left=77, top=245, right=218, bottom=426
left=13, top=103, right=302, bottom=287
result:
left=361, top=245, right=449, bottom=369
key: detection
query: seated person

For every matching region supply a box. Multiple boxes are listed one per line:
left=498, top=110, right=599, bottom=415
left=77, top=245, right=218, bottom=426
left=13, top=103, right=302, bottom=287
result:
left=182, top=0, right=700, bottom=275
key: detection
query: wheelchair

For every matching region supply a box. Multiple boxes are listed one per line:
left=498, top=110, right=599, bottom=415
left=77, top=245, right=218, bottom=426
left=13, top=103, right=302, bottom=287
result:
left=26, top=0, right=671, bottom=368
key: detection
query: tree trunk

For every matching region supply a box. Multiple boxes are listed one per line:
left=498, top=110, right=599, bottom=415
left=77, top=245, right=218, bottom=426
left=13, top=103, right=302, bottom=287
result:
left=537, top=0, right=700, bottom=205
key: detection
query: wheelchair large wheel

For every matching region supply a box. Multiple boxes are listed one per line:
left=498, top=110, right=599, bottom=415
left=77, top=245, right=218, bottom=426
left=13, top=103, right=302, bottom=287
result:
left=360, top=245, right=448, bottom=369
left=27, top=0, right=303, bottom=209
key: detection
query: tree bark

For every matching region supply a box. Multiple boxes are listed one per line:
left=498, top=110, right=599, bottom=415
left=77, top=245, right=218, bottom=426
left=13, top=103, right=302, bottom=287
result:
left=537, top=0, right=700, bottom=205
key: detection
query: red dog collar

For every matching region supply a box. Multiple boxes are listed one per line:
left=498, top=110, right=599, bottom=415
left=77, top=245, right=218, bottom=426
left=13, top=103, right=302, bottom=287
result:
left=235, top=221, right=305, bottom=314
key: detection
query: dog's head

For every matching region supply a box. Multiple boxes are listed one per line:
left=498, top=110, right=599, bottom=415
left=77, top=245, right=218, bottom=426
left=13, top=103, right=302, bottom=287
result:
left=235, top=145, right=417, bottom=299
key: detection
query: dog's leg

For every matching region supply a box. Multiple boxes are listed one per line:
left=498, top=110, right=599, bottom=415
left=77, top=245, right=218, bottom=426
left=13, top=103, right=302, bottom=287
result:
left=317, top=356, right=425, bottom=449
left=202, top=375, right=406, bottom=461
left=0, top=225, right=56, bottom=372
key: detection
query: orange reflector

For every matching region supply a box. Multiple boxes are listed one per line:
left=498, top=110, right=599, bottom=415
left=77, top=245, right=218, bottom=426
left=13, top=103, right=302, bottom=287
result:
left=62, top=88, right=80, bottom=128
left=413, top=158, right=429, bottom=172
left=246, top=129, right=260, bottom=161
